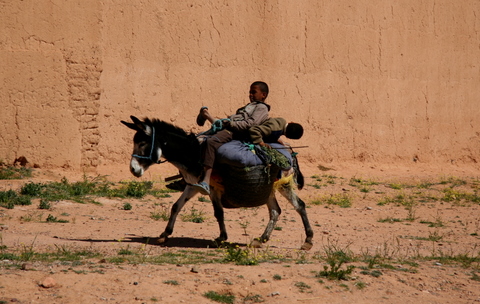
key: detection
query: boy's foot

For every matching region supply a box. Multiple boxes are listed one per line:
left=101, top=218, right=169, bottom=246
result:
left=192, top=181, right=210, bottom=195
left=196, top=106, right=208, bottom=126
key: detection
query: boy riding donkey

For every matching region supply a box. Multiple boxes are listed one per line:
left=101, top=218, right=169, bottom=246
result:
left=192, top=81, right=271, bottom=195
left=167, top=81, right=304, bottom=194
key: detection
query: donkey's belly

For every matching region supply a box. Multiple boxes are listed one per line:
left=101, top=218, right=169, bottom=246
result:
left=219, top=165, right=280, bottom=208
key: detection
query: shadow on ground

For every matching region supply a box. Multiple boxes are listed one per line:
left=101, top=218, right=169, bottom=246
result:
left=61, top=235, right=246, bottom=249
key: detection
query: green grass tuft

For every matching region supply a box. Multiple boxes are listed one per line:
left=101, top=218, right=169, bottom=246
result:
left=0, top=165, right=32, bottom=180
left=203, top=291, right=235, bottom=304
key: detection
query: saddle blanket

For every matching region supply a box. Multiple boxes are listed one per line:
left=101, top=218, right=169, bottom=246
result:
left=216, top=140, right=292, bottom=169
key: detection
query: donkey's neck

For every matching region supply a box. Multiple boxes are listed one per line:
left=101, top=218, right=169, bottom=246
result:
left=150, top=119, right=203, bottom=177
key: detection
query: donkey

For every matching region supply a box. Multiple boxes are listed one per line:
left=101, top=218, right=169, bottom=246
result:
left=121, top=116, right=314, bottom=250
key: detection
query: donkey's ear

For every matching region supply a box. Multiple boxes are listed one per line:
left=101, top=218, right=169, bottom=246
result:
left=130, top=116, right=147, bottom=131
left=130, top=115, right=142, bottom=126
left=121, top=116, right=145, bottom=131
left=121, top=120, right=139, bottom=131
left=129, top=116, right=152, bottom=135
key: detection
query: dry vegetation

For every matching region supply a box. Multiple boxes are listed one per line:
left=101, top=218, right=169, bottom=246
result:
left=0, top=165, right=479, bottom=303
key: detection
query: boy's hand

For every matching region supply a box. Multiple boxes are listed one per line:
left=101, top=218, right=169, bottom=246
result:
left=221, top=119, right=230, bottom=127
left=259, top=142, right=272, bottom=149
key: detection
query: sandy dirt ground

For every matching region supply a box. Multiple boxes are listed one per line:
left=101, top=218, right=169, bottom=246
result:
left=0, top=162, right=479, bottom=304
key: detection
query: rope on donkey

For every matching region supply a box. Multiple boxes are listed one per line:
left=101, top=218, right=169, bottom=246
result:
left=198, top=118, right=231, bottom=136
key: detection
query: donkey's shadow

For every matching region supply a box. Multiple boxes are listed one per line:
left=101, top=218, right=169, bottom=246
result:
left=65, top=235, right=246, bottom=249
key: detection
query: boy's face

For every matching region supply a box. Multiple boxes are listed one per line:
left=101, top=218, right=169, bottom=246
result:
left=249, top=85, right=267, bottom=102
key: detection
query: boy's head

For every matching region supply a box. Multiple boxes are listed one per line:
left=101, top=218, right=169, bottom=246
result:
left=249, top=81, right=269, bottom=102
left=285, top=122, right=304, bottom=139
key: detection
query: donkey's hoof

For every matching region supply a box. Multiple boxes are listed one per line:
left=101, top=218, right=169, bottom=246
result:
left=157, top=236, right=168, bottom=244
left=250, top=239, right=263, bottom=248
left=300, top=242, right=313, bottom=251
left=214, top=237, right=227, bottom=245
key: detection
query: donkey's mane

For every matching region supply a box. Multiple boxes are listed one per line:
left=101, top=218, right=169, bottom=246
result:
left=144, top=118, right=190, bottom=137
left=144, top=117, right=203, bottom=175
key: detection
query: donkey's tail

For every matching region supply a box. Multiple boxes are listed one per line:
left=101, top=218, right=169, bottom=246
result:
left=291, top=151, right=304, bottom=190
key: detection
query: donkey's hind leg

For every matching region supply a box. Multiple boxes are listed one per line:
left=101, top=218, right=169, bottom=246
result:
left=251, top=191, right=281, bottom=248
left=278, top=184, right=314, bottom=250
left=158, top=185, right=198, bottom=244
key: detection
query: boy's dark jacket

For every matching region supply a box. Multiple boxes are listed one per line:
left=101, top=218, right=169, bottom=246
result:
left=249, top=117, right=287, bottom=144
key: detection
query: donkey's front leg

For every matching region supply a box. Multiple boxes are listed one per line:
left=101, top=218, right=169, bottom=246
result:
left=158, top=185, right=197, bottom=244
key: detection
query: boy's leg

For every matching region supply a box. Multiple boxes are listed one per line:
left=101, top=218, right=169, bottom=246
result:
left=193, top=130, right=233, bottom=195
left=202, top=130, right=232, bottom=168
left=202, top=108, right=216, bottom=124
left=196, top=106, right=208, bottom=126
left=197, top=107, right=216, bottom=126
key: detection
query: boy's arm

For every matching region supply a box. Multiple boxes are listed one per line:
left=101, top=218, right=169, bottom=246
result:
left=249, top=124, right=272, bottom=145
left=229, top=103, right=269, bottom=131
left=277, top=138, right=289, bottom=147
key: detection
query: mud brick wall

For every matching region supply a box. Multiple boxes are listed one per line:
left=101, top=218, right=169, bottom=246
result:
left=1, top=1, right=479, bottom=171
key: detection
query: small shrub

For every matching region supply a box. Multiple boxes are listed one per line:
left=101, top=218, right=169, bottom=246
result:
left=0, top=252, right=18, bottom=260
left=360, top=187, right=371, bottom=193
left=125, top=181, right=153, bottom=198
left=316, top=242, right=355, bottom=280
left=470, top=272, right=480, bottom=282
left=181, top=206, right=206, bottom=223
left=440, top=177, right=467, bottom=187
left=441, top=188, right=480, bottom=204
left=122, top=202, right=132, bottom=210
left=0, top=190, right=18, bottom=203
left=388, top=183, right=405, bottom=190
left=243, top=294, right=265, bottom=303
left=223, top=245, right=258, bottom=265
left=426, top=231, right=443, bottom=242
left=378, top=217, right=403, bottom=223
left=39, top=199, right=51, bottom=210
left=45, top=214, right=69, bottom=223
left=294, top=281, right=311, bottom=292
left=4, top=201, right=14, bottom=209
left=150, top=203, right=170, bottom=221
left=354, top=281, right=367, bottom=289
left=46, top=214, right=57, bottom=222
left=70, top=179, right=97, bottom=196
left=20, top=212, right=42, bottom=222
left=419, top=219, right=444, bottom=228
left=0, top=190, right=31, bottom=208
left=198, top=196, right=210, bottom=202
left=360, top=269, right=383, bottom=278
left=15, top=196, right=32, bottom=206
left=310, top=194, right=352, bottom=208
left=118, top=247, right=134, bottom=255
left=0, top=165, right=32, bottom=180
left=203, top=291, right=235, bottom=304
left=317, top=259, right=355, bottom=281
left=20, top=182, right=43, bottom=196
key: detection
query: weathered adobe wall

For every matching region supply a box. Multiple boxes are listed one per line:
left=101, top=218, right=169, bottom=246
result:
left=1, top=1, right=479, bottom=173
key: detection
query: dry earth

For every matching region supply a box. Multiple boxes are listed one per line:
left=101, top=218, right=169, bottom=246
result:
left=0, top=162, right=479, bottom=304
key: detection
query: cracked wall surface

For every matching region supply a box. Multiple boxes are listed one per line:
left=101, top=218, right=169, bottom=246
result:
left=1, top=0, right=479, bottom=171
